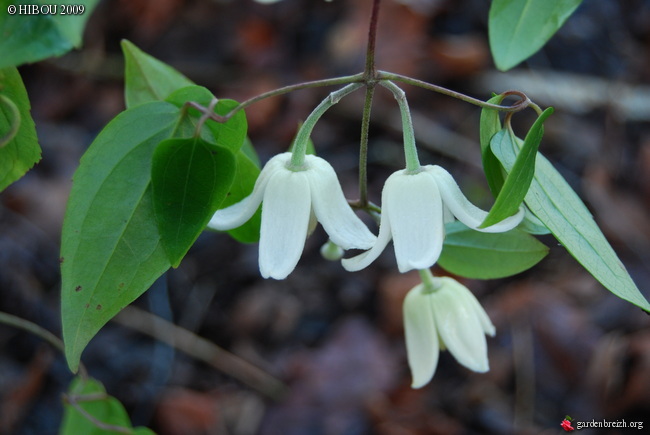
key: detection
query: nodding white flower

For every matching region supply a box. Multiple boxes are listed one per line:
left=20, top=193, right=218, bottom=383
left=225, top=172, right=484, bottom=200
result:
left=342, top=165, right=524, bottom=273
left=403, top=276, right=496, bottom=388
left=208, top=152, right=376, bottom=280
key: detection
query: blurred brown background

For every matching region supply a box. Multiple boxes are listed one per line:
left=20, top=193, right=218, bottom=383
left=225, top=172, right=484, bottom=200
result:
left=1, top=0, right=650, bottom=434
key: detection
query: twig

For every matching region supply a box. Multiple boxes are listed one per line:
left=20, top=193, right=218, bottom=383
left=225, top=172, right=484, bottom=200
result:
left=0, top=311, right=88, bottom=377
left=112, top=306, right=288, bottom=400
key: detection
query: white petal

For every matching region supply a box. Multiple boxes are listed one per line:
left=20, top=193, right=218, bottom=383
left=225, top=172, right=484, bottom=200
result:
left=258, top=167, right=311, bottom=279
left=403, top=284, right=439, bottom=388
left=456, top=283, right=496, bottom=337
left=341, top=207, right=392, bottom=272
left=386, top=170, right=445, bottom=273
left=428, top=165, right=524, bottom=233
left=208, top=153, right=291, bottom=231
left=442, top=205, right=455, bottom=224
left=306, top=155, right=376, bottom=250
left=432, top=278, right=489, bottom=372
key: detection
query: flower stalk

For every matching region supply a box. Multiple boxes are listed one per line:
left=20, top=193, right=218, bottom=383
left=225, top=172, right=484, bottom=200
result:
left=289, top=83, right=364, bottom=169
left=381, top=80, right=420, bottom=173
left=418, top=268, right=442, bottom=293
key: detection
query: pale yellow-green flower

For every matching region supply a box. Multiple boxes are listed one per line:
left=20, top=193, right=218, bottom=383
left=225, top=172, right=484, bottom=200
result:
left=403, top=276, right=496, bottom=388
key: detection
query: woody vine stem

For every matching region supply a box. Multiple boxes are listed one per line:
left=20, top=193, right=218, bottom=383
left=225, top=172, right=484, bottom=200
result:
left=187, top=0, right=533, bottom=211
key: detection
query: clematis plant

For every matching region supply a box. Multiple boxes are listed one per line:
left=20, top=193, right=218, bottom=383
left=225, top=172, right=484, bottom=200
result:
left=54, top=5, right=650, bottom=426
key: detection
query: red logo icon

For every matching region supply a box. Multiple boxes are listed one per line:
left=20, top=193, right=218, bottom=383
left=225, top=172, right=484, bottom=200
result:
left=561, top=415, right=575, bottom=432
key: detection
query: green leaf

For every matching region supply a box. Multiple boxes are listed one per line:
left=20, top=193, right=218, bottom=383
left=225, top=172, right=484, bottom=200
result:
left=61, top=102, right=180, bottom=372
left=479, top=93, right=507, bottom=197
left=481, top=107, right=554, bottom=228
left=489, top=0, right=583, bottom=71
left=439, top=221, right=548, bottom=279
left=219, top=149, right=262, bottom=243
left=0, top=67, right=41, bottom=191
left=152, top=137, right=236, bottom=267
left=60, top=377, right=154, bottom=435
left=0, top=95, right=19, bottom=147
left=122, top=39, right=194, bottom=108
left=240, top=136, right=261, bottom=168
left=165, top=86, right=248, bottom=154
left=0, top=0, right=99, bottom=68
left=164, top=85, right=260, bottom=242
left=491, top=129, right=650, bottom=312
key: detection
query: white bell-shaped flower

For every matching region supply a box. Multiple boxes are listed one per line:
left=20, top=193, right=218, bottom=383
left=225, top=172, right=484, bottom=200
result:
left=208, top=152, right=376, bottom=279
left=403, top=276, right=496, bottom=388
left=342, top=165, right=524, bottom=273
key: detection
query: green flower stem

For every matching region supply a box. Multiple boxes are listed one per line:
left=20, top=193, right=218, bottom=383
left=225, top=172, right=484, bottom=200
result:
left=380, top=81, right=420, bottom=173
left=378, top=71, right=531, bottom=113
left=358, top=84, right=375, bottom=206
left=419, top=269, right=443, bottom=294
left=289, top=83, right=364, bottom=169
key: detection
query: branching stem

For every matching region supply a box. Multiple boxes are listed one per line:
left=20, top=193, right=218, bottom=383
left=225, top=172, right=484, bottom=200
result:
left=378, top=71, right=531, bottom=112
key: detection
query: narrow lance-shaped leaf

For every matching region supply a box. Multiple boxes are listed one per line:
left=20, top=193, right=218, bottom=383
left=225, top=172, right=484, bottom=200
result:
left=479, top=93, right=507, bottom=196
left=122, top=39, right=194, bottom=108
left=480, top=107, right=554, bottom=228
left=489, top=0, right=583, bottom=71
left=439, top=221, right=548, bottom=280
left=152, top=137, right=236, bottom=267
left=491, top=130, right=650, bottom=312
left=60, top=377, right=155, bottom=435
left=61, top=102, right=180, bottom=372
left=0, top=0, right=99, bottom=68
left=0, top=67, right=41, bottom=191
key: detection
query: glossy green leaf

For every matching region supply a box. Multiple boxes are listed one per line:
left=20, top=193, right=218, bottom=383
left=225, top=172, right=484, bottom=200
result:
left=492, top=130, right=650, bottom=312
left=439, top=221, right=548, bottom=279
left=152, top=137, right=236, bottom=266
left=0, top=67, right=41, bottom=191
left=61, top=102, right=180, bottom=372
left=165, top=86, right=248, bottom=154
left=481, top=107, right=553, bottom=228
left=489, top=0, right=583, bottom=71
left=60, top=377, right=155, bottom=435
left=122, top=39, right=194, bottom=108
left=518, top=208, right=551, bottom=235
left=240, top=136, right=261, bottom=168
left=165, top=86, right=260, bottom=242
left=479, top=93, right=506, bottom=196
left=0, top=0, right=99, bottom=68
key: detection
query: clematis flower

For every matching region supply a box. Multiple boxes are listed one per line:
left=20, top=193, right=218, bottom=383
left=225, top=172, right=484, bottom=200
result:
left=208, top=152, right=376, bottom=279
left=403, top=276, right=496, bottom=388
left=342, top=165, right=525, bottom=273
